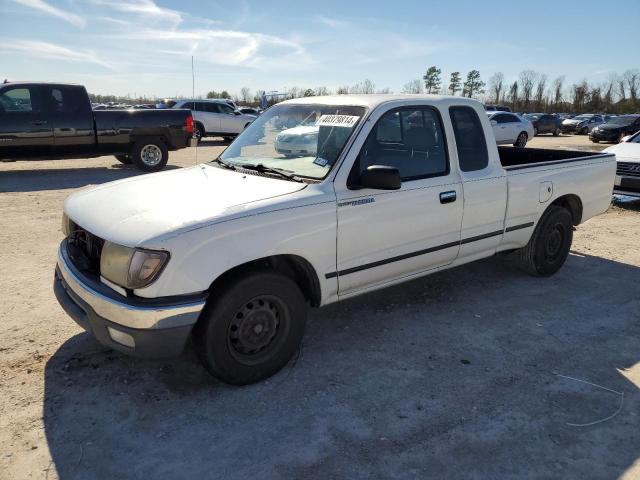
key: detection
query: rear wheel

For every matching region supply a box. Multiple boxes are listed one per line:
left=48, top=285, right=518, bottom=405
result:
left=591, top=139, right=599, bottom=143
left=516, top=206, right=573, bottom=277
left=194, top=124, right=205, bottom=143
left=130, top=139, right=168, bottom=172
left=115, top=154, right=132, bottom=164
left=193, top=271, right=307, bottom=385
left=534, top=127, right=539, bottom=136
left=514, top=132, right=528, bottom=148
left=553, top=127, right=560, bottom=136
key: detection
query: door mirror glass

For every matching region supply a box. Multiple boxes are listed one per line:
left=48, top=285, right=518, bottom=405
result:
left=233, top=110, right=241, bottom=115
left=360, top=165, right=401, bottom=190
left=490, top=119, right=498, bottom=126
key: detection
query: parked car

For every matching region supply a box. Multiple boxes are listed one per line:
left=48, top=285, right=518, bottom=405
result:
left=589, top=115, right=640, bottom=143
left=274, top=112, right=321, bottom=156
left=170, top=99, right=256, bottom=143
left=604, top=131, right=640, bottom=197
left=238, top=106, right=262, bottom=115
left=523, top=113, right=562, bottom=136
left=487, top=111, right=534, bottom=147
left=54, top=94, right=616, bottom=385
left=0, top=82, right=193, bottom=171
left=561, top=114, right=604, bottom=134
left=484, top=105, right=512, bottom=112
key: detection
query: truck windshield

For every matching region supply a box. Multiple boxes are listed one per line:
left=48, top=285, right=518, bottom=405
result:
left=218, top=104, right=367, bottom=180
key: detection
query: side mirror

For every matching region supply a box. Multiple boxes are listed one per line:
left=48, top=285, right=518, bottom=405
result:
left=490, top=120, right=498, bottom=126
left=233, top=110, right=241, bottom=115
left=360, top=165, right=401, bottom=190
left=621, top=135, right=631, bottom=143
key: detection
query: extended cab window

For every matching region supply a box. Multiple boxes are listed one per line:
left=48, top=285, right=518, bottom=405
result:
left=218, top=103, right=235, bottom=114
left=352, top=107, right=448, bottom=182
left=0, top=87, right=35, bottom=113
left=48, top=87, right=86, bottom=114
left=450, top=106, right=489, bottom=172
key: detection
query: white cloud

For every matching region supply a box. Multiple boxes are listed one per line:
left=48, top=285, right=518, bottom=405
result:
left=0, top=40, right=113, bottom=68
left=121, top=28, right=309, bottom=68
left=91, top=0, right=182, bottom=26
left=12, top=0, right=86, bottom=27
left=315, top=15, right=349, bottom=29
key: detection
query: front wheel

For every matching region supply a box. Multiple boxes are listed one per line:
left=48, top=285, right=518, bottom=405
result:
left=193, top=271, right=307, bottom=385
left=514, top=132, right=528, bottom=148
left=533, top=127, right=539, bottom=136
left=130, top=139, right=169, bottom=172
left=553, top=127, right=560, bottom=136
left=223, top=136, right=234, bottom=143
left=516, top=206, right=573, bottom=277
left=591, top=139, right=599, bottom=143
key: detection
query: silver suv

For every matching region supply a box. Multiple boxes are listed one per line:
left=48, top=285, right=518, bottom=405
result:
left=171, top=99, right=256, bottom=142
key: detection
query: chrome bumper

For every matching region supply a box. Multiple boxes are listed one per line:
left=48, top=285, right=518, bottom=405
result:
left=56, top=242, right=206, bottom=330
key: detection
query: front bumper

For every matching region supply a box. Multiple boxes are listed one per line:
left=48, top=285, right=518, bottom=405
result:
left=54, top=242, right=207, bottom=358
left=590, top=130, right=621, bottom=142
left=561, top=124, right=581, bottom=134
left=614, top=175, right=640, bottom=197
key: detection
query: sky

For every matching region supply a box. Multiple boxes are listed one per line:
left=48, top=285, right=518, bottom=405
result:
left=0, top=0, right=639, bottom=99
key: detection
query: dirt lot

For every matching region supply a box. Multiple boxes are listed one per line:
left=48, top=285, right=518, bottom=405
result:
left=1, top=134, right=639, bottom=480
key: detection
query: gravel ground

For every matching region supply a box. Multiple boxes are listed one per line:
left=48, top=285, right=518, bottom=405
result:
left=1, top=134, right=639, bottom=480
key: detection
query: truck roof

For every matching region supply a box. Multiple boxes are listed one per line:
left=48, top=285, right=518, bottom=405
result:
left=282, top=94, right=482, bottom=109
left=1, top=81, right=83, bottom=87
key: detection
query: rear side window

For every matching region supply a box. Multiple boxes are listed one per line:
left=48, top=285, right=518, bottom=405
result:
left=450, top=106, right=489, bottom=172
left=0, top=87, right=35, bottom=112
left=48, top=86, right=86, bottom=114
left=218, top=103, right=235, bottom=114
left=506, top=114, right=520, bottom=123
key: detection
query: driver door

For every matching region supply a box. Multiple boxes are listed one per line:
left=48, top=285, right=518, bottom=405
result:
left=333, top=106, right=463, bottom=295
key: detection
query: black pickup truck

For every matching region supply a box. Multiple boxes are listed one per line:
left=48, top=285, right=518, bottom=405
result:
left=0, top=82, right=193, bottom=172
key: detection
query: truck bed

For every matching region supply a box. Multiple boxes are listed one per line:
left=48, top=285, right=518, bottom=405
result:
left=498, top=146, right=608, bottom=169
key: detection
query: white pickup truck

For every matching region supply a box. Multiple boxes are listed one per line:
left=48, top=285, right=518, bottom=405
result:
left=54, top=95, right=616, bottom=385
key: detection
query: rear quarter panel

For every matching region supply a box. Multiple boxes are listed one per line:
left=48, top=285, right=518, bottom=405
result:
left=94, top=109, right=190, bottom=152
left=499, top=154, right=615, bottom=251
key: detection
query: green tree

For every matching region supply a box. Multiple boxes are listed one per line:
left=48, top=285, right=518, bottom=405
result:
left=423, top=66, right=442, bottom=94
left=462, top=70, right=485, bottom=98
left=206, top=91, right=219, bottom=98
left=303, top=88, right=315, bottom=97
left=448, top=72, right=462, bottom=96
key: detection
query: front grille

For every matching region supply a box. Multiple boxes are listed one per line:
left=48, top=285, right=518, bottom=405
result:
left=66, top=223, right=104, bottom=275
left=617, top=162, right=640, bottom=178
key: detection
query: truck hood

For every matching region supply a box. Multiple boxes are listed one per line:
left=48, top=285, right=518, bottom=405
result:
left=64, top=164, right=306, bottom=246
left=604, top=142, right=640, bottom=162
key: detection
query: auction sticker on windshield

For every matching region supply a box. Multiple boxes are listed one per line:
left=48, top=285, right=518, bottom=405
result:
left=317, top=115, right=360, bottom=128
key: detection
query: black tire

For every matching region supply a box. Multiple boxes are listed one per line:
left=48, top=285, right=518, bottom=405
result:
left=194, top=123, right=205, bottom=143
left=553, top=127, right=560, bottom=136
left=533, top=127, right=539, bottom=136
left=115, top=154, right=132, bottom=164
left=223, top=136, right=234, bottom=143
left=514, top=132, right=528, bottom=148
left=193, top=271, right=307, bottom=385
left=591, top=139, right=599, bottom=143
left=130, top=139, right=168, bottom=172
left=516, top=206, right=573, bottom=277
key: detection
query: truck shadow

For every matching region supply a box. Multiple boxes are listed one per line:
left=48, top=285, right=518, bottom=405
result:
left=0, top=164, right=180, bottom=193
left=42, top=252, right=640, bottom=479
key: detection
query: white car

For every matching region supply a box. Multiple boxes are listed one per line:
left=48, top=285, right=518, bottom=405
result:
left=55, top=94, right=616, bottom=385
left=486, top=111, right=534, bottom=147
left=561, top=114, right=604, bottom=135
left=274, top=124, right=319, bottom=157
left=604, top=131, right=640, bottom=197
left=171, top=99, right=256, bottom=142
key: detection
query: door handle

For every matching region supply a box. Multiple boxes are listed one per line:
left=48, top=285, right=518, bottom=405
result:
left=440, top=191, right=457, bottom=204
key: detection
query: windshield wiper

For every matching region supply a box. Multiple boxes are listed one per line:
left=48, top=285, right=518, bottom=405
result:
left=211, top=157, right=236, bottom=170
left=239, top=163, right=304, bottom=182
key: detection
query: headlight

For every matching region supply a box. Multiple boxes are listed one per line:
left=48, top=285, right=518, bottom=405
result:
left=61, top=213, right=72, bottom=236
left=300, top=133, right=317, bottom=141
left=100, top=241, right=169, bottom=289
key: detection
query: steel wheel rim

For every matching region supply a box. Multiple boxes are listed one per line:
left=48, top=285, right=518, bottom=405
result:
left=226, top=295, right=289, bottom=365
left=140, top=144, right=162, bottom=166
left=545, top=222, right=565, bottom=261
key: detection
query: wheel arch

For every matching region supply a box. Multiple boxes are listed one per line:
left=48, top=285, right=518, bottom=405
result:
left=549, top=193, right=583, bottom=226
left=206, top=254, right=322, bottom=307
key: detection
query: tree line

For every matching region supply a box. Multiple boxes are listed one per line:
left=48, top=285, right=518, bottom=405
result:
left=403, top=66, right=640, bottom=114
